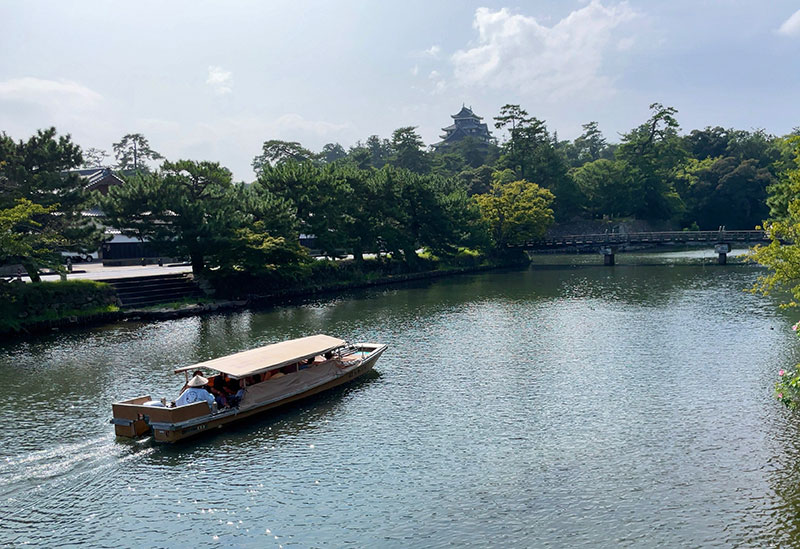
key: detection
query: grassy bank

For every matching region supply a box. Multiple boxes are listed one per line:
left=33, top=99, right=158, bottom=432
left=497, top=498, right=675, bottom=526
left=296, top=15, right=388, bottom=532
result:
left=1, top=250, right=527, bottom=339
left=206, top=250, right=528, bottom=301
left=0, top=279, right=120, bottom=335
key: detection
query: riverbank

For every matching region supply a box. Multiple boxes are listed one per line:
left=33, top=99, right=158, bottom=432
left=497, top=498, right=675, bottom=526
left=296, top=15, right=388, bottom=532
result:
left=0, top=261, right=518, bottom=339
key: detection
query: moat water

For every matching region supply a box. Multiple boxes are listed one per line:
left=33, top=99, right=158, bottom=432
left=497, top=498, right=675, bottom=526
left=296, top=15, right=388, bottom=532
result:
left=3, top=252, right=800, bottom=547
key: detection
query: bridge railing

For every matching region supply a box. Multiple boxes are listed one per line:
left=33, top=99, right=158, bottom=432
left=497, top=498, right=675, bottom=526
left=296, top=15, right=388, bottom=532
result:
left=525, top=230, right=770, bottom=249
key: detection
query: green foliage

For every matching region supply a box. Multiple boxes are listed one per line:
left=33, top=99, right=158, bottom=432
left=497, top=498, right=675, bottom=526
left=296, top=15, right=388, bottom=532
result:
left=616, top=103, right=687, bottom=220
left=102, top=159, right=247, bottom=274
left=389, top=127, right=430, bottom=174
left=252, top=140, right=313, bottom=173
left=765, top=136, right=800, bottom=220
left=347, top=135, right=392, bottom=169
left=112, top=133, right=163, bottom=172
left=567, top=121, right=610, bottom=167
left=493, top=105, right=580, bottom=219
left=254, top=161, right=349, bottom=257
left=677, top=156, right=773, bottom=230
left=215, top=221, right=310, bottom=276
left=81, top=147, right=109, bottom=168
left=570, top=159, right=633, bottom=218
left=0, top=279, right=118, bottom=333
left=745, top=138, right=800, bottom=409
left=683, top=126, right=732, bottom=160
left=750, top=140, right=800, bottom=306
left=0, top=199, right=64, bottom=273
left=317, top=143, right=347, bottom=164
left=0, top=128, right=99, bottom=281
left=455, top=165, right=494, bottom=196
left=474, top=174, right=555, bottom=251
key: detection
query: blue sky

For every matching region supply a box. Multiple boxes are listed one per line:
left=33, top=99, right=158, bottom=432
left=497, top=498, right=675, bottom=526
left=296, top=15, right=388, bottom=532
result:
left=1, top=1, right=799, bottom=181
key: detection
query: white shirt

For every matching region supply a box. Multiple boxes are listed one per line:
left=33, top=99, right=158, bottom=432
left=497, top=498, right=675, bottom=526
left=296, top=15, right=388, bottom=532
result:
left=176, top=387, right=215, bottom=410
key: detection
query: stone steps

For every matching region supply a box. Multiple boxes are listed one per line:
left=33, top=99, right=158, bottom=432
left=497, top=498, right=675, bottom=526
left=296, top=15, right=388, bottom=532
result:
left=107, top=273, right=205, bottom=308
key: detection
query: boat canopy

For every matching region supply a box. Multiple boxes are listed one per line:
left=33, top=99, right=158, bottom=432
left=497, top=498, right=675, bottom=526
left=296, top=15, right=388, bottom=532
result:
left=173, top=334, right=347, bottom=379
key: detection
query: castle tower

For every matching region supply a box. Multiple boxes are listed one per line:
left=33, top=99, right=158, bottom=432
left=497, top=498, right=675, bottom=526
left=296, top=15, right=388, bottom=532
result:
left=433, top=105, right=493, bottom=149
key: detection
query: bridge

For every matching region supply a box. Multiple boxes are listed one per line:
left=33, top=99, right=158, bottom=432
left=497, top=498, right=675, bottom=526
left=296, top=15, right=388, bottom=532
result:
left=522, top=230, right=771, bottom=265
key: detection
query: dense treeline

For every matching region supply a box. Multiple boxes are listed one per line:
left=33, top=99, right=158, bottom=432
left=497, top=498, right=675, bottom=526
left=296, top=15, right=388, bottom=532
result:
left=2, top=102, right=799, bottom=284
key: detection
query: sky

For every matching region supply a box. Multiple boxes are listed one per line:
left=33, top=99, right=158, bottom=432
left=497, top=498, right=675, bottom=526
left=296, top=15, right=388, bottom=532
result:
left=1, top=0, right=799, bottom=181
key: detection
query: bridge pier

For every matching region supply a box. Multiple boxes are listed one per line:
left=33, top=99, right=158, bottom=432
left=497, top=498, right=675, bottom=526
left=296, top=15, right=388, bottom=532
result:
left=714, top=243, right=731, bottom=265
left=600, top=246, right=617, bottom=266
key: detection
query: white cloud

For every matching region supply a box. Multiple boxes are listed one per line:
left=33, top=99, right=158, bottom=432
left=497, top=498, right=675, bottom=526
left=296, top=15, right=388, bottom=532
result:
left=451, top=2, right=636, bottom=100
left=0, top=77, right=102, bottom=107
left=411, top=65, right=419, bottom=76
left=0, top=77, right=111, bottom=145
left=777, top=9, right=800, bottom=36
left=428, top=70, right=446, bottom=94
left=425, top=45, right=442, bottom=58
left=206, top=66, right=233, bottom=95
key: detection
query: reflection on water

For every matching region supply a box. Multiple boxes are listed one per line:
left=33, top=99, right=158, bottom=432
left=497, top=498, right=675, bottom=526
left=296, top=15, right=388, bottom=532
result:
left=2, top=260, right=800, bottom=547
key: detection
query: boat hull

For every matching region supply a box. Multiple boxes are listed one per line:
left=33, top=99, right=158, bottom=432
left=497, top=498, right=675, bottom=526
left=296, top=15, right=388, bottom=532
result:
left=111, top=343, right=386, bottom=443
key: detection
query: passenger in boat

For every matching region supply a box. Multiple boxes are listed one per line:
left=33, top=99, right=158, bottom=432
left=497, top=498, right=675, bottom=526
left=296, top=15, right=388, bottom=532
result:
left=222, top=374, right=245, bottom=407
left=175, top=375, right=216, bottom=411
left=299, top=357, right=316, bottom=370
left=206, top=375, right=229, bottom=408
left=180, top=370, right=207, bottom=392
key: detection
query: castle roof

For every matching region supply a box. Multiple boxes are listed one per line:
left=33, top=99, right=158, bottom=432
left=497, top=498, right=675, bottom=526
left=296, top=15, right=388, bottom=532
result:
left=452, top=105, right=482, bottom=121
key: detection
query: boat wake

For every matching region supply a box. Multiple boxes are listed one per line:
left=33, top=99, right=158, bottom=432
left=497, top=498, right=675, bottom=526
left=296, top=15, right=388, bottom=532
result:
left=0, top=435, right=153, bottom=494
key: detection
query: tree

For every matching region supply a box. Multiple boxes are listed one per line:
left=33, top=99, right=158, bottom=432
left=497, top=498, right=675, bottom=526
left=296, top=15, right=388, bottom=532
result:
left=493, top=106, right=581, bottom=218
left=725, top=129, right=778, bottom=167
left=254, top=161, right=351, bottom=258
left=0, top=128, right=98, bottom=281
left=474, top=172, right=555, bottom=251
left=570, top=122, right=609, bottom=166
left=0, top=199, right=64, bottom=277
left=493, top=104, right=535, bottom=177
left=455, top=165, right=495, bottom=196
left=750, top=137, right=800, bottom=408
left=317, top=143, right=347, bottom=164
left=368, top=167, right=475, bottom=265
left=616, top=103, right=687, bottom=220
left=494, top=104, right=532, bottom=140
left=102, top=160, right=245, bottom=274
left=750, top=137, right=800, bottom=303
left=766, top=136, right=800, bottom=219
left=81, top=147, right=109, bottom=168
left=112, top=133, right=163, bottom=172
left=684, top=126, right=732, bottom=160
left=252, top=140, right=313, bottom=174
left=677, top=156, right=773, bottom=229
left=214, top=186, right=305, bottom=276
left=389, top=127, right=430, bottom=173
left=570, top=159, right=634, bottom=218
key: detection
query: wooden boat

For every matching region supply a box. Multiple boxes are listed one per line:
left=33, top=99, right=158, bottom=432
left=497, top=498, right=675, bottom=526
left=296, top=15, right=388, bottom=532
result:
left=110, top=334, right=387, bottom=443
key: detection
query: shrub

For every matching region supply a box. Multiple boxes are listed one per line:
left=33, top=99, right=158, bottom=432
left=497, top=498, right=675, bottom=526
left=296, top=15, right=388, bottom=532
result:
left=0, top=279, right=119, bottom=333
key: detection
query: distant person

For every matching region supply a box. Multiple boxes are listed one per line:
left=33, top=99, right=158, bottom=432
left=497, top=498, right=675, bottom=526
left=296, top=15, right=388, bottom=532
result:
left=175, top=375, right=216, bottom=411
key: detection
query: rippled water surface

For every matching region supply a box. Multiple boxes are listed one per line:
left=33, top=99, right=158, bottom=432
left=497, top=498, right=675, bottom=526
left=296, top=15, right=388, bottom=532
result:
left=3, top=259, right=800, bottom=547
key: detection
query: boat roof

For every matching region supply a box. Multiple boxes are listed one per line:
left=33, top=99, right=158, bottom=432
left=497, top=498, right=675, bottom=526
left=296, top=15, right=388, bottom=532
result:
left=174, top=334, right=347, bottom=379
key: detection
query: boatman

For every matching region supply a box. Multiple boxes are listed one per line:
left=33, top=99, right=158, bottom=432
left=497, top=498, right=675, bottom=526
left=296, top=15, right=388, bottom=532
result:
left=175, top=375, right=216, bottom=411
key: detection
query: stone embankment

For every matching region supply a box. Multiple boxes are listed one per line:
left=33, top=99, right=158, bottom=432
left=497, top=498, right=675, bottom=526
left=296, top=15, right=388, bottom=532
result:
left=2, top=263, right=515, bottom=340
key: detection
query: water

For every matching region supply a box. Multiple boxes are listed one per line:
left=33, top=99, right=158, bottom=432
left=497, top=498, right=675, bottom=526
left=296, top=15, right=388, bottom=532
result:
left=2, top=254, right=800, bottom=547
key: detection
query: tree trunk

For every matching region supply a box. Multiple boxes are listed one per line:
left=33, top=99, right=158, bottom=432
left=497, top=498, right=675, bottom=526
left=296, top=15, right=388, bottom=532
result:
left=21, top=262, right=41, bottom=283
left=190, top=252, right=204, bottom=275
left=353, top=239, right=364, bottom=264
left=404, top=248, right=420, bottom=270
